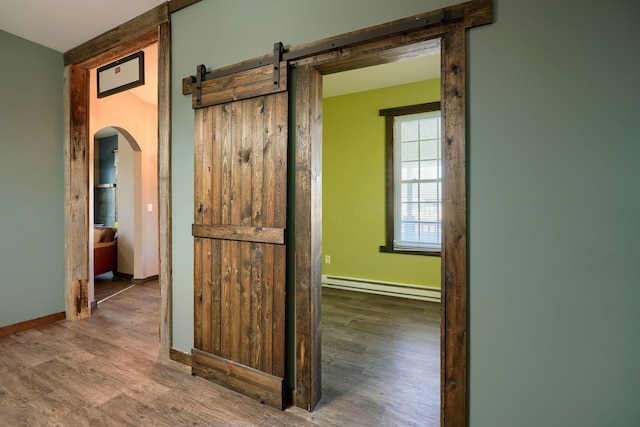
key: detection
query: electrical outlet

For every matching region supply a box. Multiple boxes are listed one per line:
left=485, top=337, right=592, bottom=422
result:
left=325, top=255, right=331, bottom=264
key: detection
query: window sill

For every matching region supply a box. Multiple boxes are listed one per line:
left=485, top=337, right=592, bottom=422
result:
left=379, top=245, right=441, bottom=257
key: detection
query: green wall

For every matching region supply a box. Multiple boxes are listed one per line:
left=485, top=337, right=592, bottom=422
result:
left=0, top=31, right=64, bottom=327
left=171, top=0, right=640, bottom=425
left=322, top=79, right=441, bottom=288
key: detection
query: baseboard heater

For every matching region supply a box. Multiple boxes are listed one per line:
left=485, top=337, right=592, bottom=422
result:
left=322, top=275, right=440, bottom=303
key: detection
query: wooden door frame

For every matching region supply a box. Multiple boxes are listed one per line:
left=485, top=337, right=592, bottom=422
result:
left=292, top=1, right=492, bottom=424
left=62, top=1, right=198, bottom=361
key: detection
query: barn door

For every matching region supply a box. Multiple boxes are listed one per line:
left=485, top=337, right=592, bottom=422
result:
left=189, top=60, right=289, bottom=409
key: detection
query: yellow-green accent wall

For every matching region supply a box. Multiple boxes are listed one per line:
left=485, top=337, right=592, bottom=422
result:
left=322, top=78, right=440, bottom=288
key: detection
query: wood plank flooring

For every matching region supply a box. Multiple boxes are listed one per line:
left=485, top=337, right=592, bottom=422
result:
left=0, top=282, right=440, bottom=426
left=94, top=273, right=133, bottom=302
left=309, top=288, right=440, bottom=426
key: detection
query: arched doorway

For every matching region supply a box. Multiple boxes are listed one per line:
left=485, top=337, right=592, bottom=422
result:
left=90, top=126, right=157, bottom=306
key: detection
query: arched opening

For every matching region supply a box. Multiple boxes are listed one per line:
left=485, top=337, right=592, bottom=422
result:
left=90, top=126, right=156, bottom=305
left=86, top=41, right=159, bottom=310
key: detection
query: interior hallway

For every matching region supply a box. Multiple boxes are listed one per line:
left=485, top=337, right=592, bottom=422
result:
left=0, top=282, right=439, bottom=426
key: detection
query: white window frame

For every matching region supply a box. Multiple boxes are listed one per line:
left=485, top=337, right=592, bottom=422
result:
left=394, top=110, right=442, bottom=251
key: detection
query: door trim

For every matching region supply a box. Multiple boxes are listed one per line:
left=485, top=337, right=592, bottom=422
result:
left=292, top=2, right=492, bottom=424
left=62, top=4, right=174, bottom=361
left=180, top=0, right=492, bottom=421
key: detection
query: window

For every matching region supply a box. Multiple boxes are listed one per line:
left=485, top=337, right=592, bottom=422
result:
left=380, top=102, right=441, bottom=255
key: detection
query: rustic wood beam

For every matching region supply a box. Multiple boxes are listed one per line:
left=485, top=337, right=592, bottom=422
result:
left=169, top=0, right=202, bottom=14
left=63, top=64, right=91, bottom=321
left=190, top=62, right=288, bottom=109
left=441, top=28, right=469, bottom=427
left=182, top=0, right=491, bottom=92
left=64, top=3, right=168, bottom=66
left=158, top=21, right=173, bottom=363
left=294, top=65, right=323, bottom=411
left=74, top=30, right=159, bottom=70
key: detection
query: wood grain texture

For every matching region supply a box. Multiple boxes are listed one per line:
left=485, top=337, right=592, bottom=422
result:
left=64, top=64, right=90, bottom=321
left=271, top=91, right=289, bottom=380
left=294, top=65, right=324, bottom=411
left=70, top=29, right=159, bottom=70
left=0, top=281, right=439, bottom=426
left=64, top=3, right=168, bottom=66
left=192, top=92, right=288, bottom=407
left=193, top=107, right=206, bottom=351
left=0, top=283, right=319, bottom=426
left=169, top=347, right=193, bottom=366
left=441, top=28, right=468, bottom=427
left=63, top=2, right=169, bottom=359
left=192, top=348, right=285, bottom=410
left=158, top=21, right=173, bottom=362
left=190, top=62, right=288, bottom=109
left=181, top=0, right=492, bottom=90
left=192, top=224, right=285, bottom=244
left=291, top=0, right=491, bottom=73
left=168, top=0, right=202, bottom=13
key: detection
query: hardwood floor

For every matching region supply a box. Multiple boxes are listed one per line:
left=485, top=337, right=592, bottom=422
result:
left=94, top=272, right=133, bottom=302
left=0, top=283, right=440, bottom=426
left=313, top=288, right=440, bottom=426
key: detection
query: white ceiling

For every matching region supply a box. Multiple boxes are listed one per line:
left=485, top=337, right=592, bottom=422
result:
left=323, top=54, right=440, bottom=98
left=0, top=1, right=440, bottom=97
left=0, top=0, right=166, bottom=53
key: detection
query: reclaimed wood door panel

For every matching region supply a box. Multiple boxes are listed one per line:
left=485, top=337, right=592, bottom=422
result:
left=192, top=88, right=288, bottom=409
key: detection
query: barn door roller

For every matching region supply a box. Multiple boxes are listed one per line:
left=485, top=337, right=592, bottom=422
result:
left=188, top=3, right=464, bottom=105
left=272, top=42, right=284, bottom=90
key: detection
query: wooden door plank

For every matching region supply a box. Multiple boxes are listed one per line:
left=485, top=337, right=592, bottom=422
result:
left=249, top=96, right=266, bottom=371
left=239, top=240, right=252, bottom=367
left=191, top=63, right=288, bottom=109
left=220, top=238, right=232, bottom=360
left=250, top=241, right=264, bottom=370
left=273, top=92, right=288, bottom=231
left=193, top=108, right=205, bottom=350
left=192, top=224, right=284, bottom=244
left=271, top=91, right=288, bottom=378
left=192, top=348, right=285, bottom=410
left=261, top=97, right=276, bottom=373
left=238, top=99, right=255, bottom=367
left=201, top=107, right=214, bottom=354
left=192, top=82, right=288, bottom=407
left=220, top=103, right=233, bottom=361
left=228, top=101, right=243, bottom=363
left=209, top=105, right=224, bottom=356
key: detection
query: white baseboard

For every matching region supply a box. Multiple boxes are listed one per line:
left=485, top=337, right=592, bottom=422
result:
left=321, top=274, right=440, bottom=303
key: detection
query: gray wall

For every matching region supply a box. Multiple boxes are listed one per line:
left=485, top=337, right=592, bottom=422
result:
left=171, top=0, right=640, bottom=425
left=0, top=30, right=64, bottom=327
left=467, top=1, right=640, bottom=425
